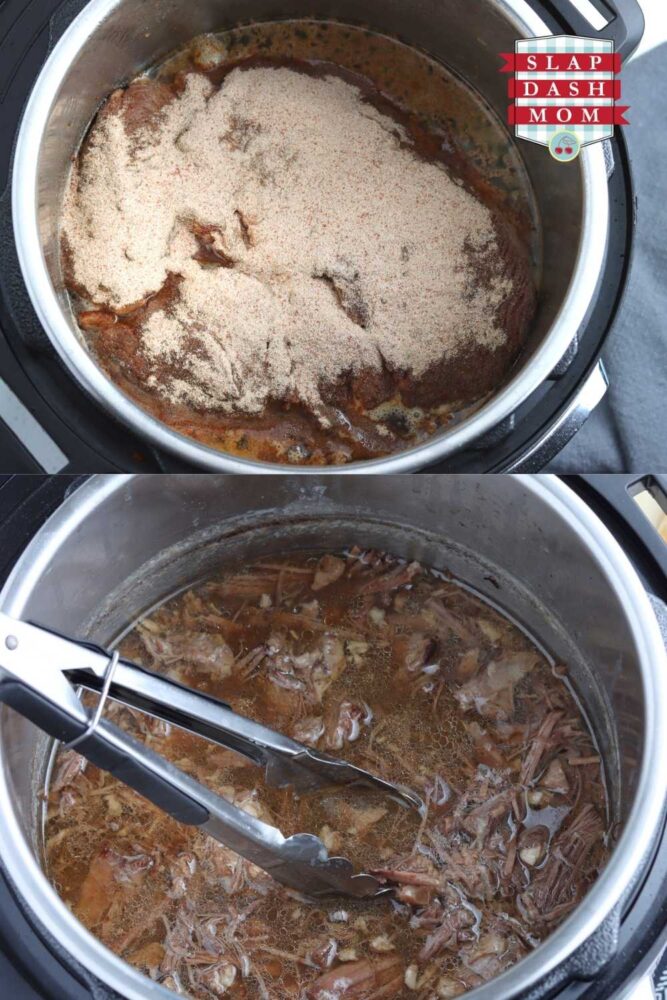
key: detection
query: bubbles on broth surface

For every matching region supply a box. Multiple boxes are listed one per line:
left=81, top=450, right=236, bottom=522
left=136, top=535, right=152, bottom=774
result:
left=44, top=548, right=608, bottom=999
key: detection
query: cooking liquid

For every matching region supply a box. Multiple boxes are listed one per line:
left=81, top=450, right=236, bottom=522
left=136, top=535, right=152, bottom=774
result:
left=45, top=550, right=607, bottom=999
left=64, top=20, right=540, bottom=465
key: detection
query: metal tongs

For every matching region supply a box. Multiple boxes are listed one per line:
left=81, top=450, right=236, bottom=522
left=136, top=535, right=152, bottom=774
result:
left=0, top=613, right=422, bottom=899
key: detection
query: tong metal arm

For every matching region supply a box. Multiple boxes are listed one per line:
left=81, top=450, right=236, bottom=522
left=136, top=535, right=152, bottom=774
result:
left=0, top=613, right=420, bottom=899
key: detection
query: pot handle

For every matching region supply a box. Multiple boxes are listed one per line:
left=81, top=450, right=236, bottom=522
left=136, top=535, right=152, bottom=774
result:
left=563, top=474, right=667, bottom=602
left=547, top=0, right=645, bottom=60
left=505, top=358, right=608, bottom=473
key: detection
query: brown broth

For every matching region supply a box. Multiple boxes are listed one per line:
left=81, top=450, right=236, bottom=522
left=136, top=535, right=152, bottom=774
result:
left=45, top=549, right=607, bottom=998
left=63, top=20, right=540, bottom=466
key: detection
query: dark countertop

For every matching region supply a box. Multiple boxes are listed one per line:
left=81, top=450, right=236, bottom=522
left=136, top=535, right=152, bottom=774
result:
left=550, top=43, right=667, bottom=472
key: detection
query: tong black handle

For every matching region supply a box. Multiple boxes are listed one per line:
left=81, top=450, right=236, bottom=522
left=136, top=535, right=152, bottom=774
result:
left=0, top=678, right=209, bottom=824
left=0, top=613, right=393, bottom=899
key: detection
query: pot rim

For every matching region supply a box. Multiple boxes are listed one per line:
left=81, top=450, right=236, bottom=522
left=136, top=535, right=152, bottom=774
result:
left=0, top=473, right=665, bottom=1000
left=11, top=0, right=610, bottom=472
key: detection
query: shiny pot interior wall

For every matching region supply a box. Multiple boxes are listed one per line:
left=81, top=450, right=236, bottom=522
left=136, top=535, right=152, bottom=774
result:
left=0, top=474, right=662, bottom=1000
left=37, top=0, right=583, bottom=378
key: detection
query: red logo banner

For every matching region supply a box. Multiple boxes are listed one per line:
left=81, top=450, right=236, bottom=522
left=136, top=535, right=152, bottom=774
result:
left=508, top=105, right=629, bottom=126
left=500, top=52, right=622, bottom=72
left=508, top=78, right=622, bottom=99
left=501, top=35, right=628, bottom=155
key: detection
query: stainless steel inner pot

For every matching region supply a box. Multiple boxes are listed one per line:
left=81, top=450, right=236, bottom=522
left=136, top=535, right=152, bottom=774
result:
left=0, top=474, right=665, bottom=999
left=12, top=0, right=610, bottom=473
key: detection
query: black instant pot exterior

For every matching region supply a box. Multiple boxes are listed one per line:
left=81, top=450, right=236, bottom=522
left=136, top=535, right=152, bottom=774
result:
left=0, top=0, right=639, bottom=474
left=0, top=473, right=665, bottom=998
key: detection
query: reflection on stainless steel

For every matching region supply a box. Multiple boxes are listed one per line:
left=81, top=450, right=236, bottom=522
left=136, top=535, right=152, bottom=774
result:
left=507, top=360, right=609, bottom=472
left=12, top=0, right=610, bottom=470
left=0, top=475, right=665, bottom=999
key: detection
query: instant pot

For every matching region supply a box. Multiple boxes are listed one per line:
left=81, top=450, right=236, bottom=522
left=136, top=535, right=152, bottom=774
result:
left=0, top=473, right=666, bottom=999
left=0, top=0, right=645, bottom=473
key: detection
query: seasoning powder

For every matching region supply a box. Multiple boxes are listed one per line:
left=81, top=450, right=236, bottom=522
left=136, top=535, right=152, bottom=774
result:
left=64, top=67, right=513, bottom=417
